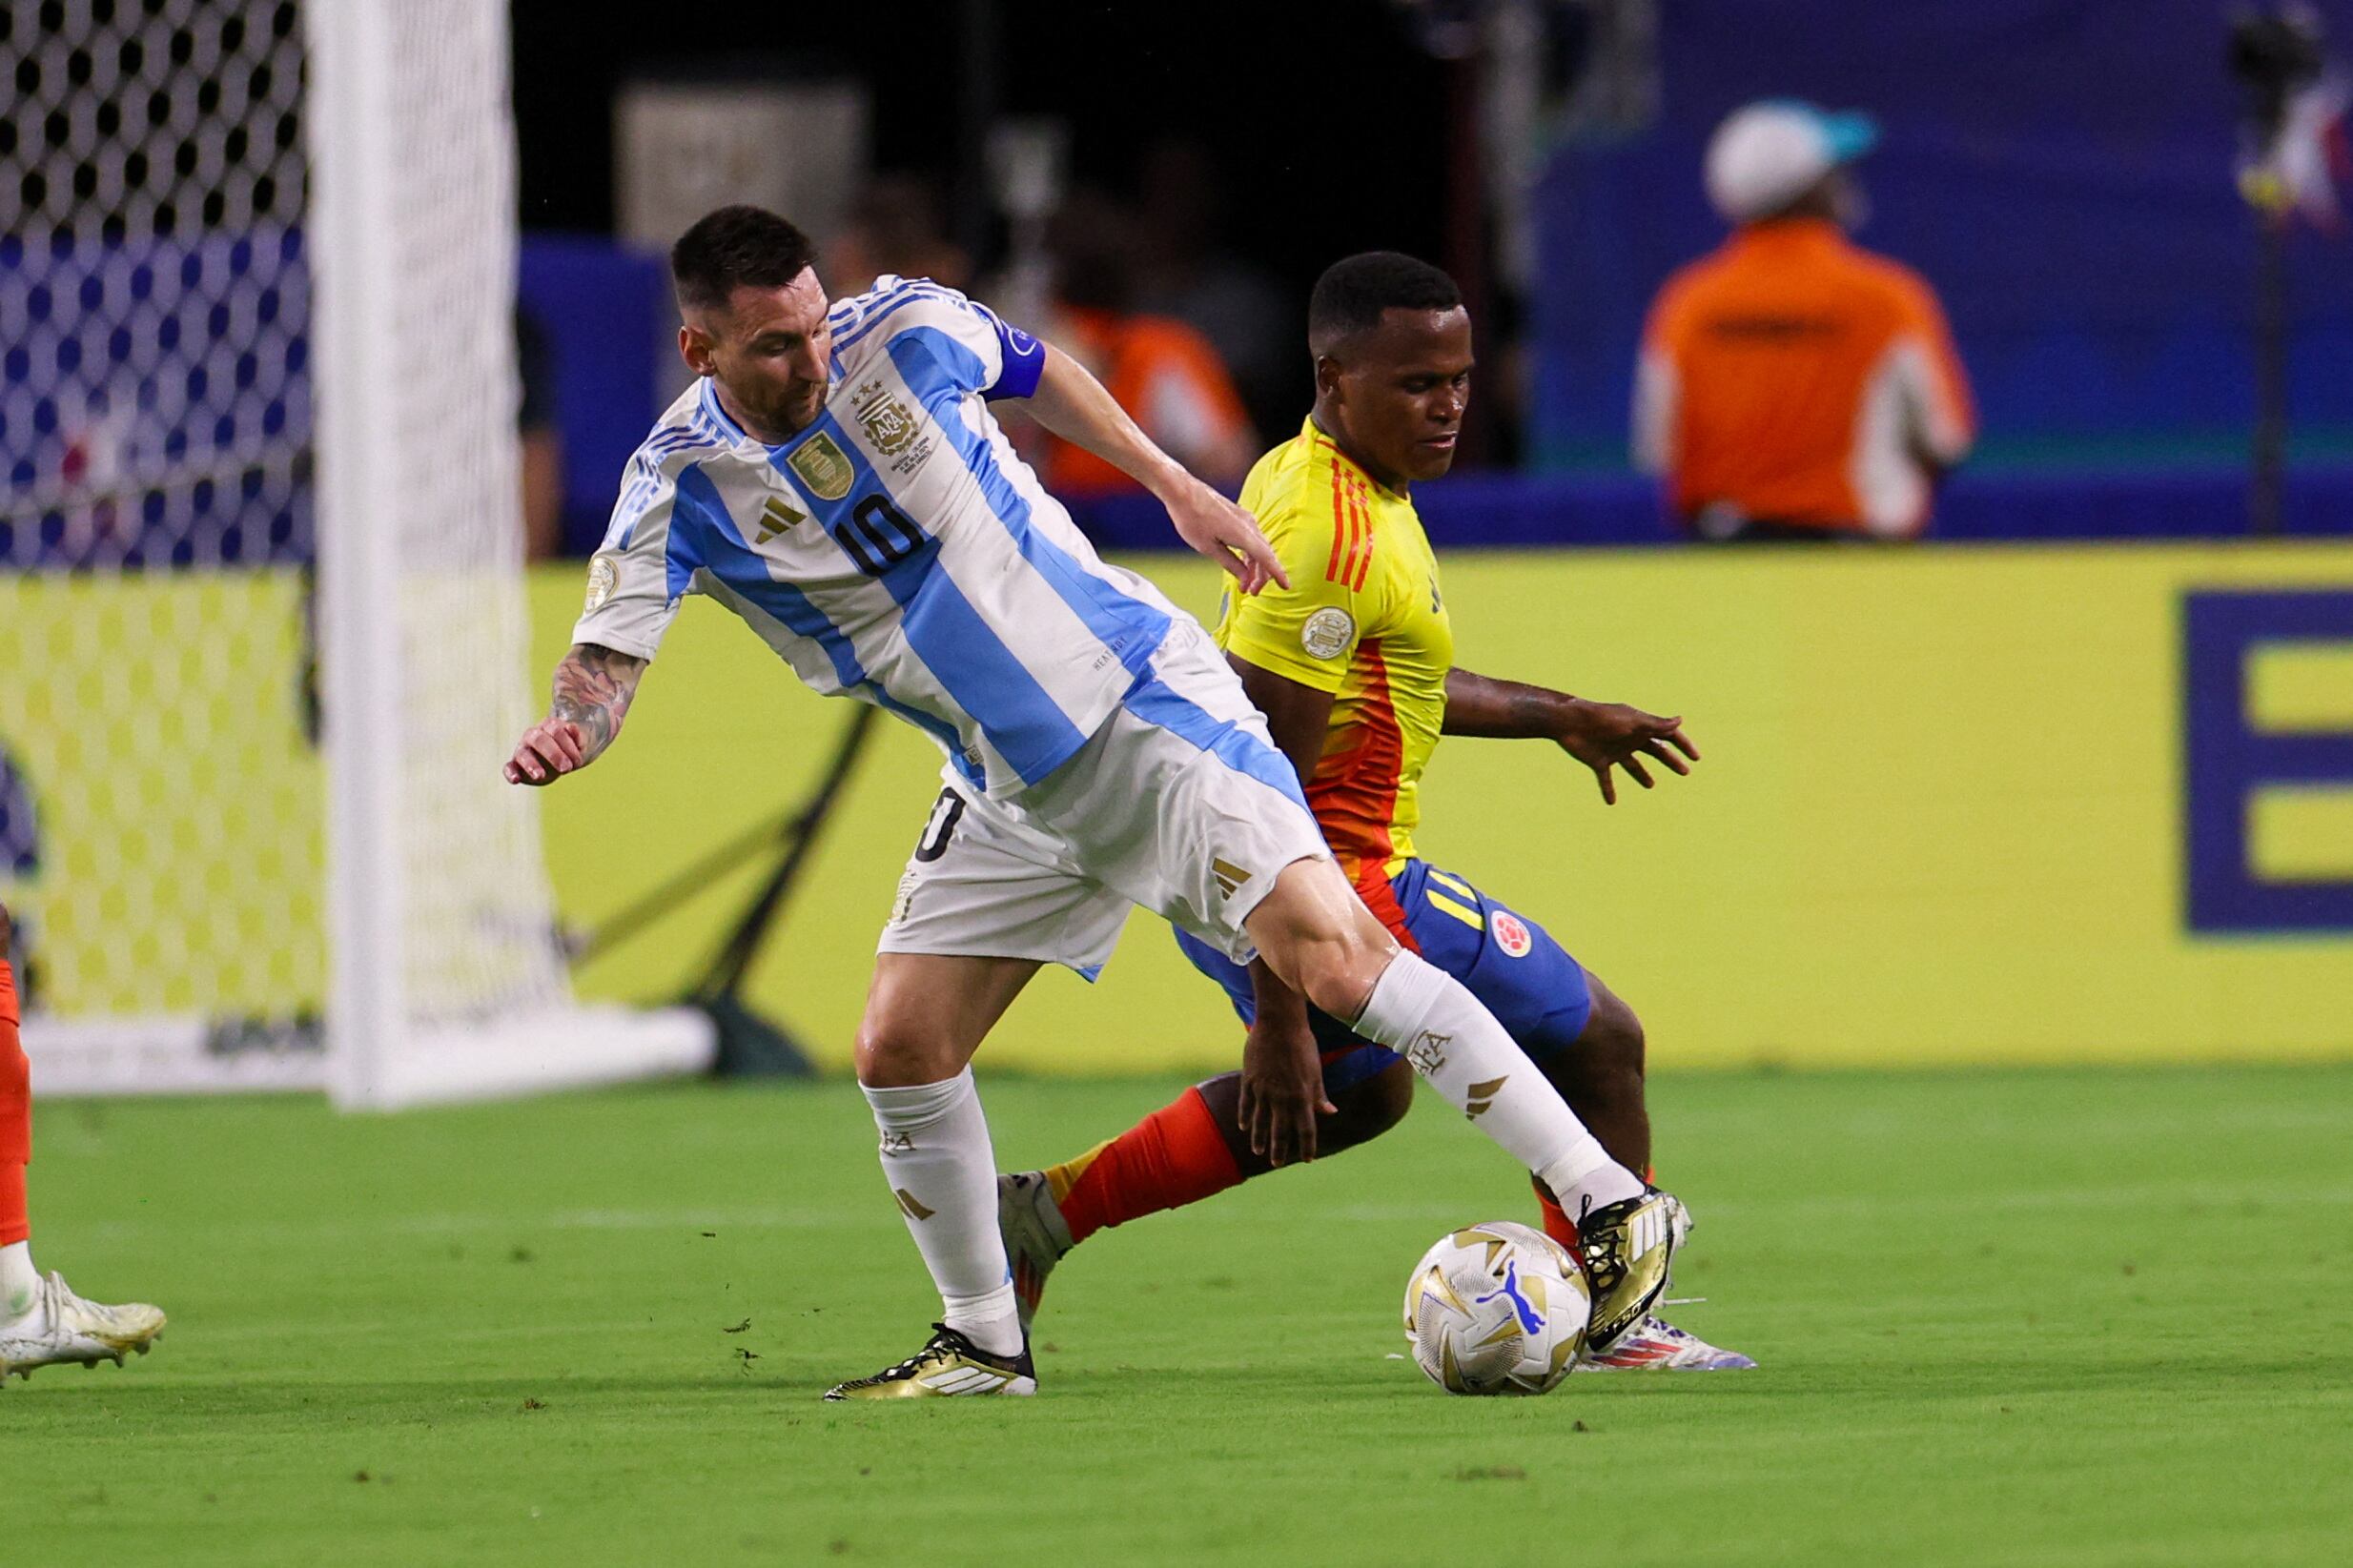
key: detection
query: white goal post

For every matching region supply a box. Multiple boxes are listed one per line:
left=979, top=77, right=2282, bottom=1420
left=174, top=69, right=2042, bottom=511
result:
left=2, top=0, right=710, bottom=1106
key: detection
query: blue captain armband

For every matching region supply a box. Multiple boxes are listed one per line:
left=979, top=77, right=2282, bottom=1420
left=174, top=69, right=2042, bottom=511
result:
left=983, top=316, right=1047, bottom=400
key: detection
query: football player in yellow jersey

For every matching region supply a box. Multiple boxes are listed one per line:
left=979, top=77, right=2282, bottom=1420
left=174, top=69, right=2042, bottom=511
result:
left=1001, top=253, right=1752, bottom=1372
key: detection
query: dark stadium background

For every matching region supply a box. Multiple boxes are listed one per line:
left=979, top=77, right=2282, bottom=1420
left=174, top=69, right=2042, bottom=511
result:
left=505, top=0, right=2353, bottom=554
left=510, top=1, right=1455, bottom=296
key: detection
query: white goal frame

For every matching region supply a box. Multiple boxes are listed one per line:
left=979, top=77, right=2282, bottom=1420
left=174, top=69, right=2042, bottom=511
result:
left=11, top=0, right=711, bottom=1107
left=303, top=0, right=710, bottom=1109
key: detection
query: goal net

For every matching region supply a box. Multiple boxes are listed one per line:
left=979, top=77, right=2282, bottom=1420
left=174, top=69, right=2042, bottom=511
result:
left=0, top=0, right=710, bottom=1106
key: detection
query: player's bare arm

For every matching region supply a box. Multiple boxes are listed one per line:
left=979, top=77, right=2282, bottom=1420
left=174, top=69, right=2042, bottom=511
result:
left=1442, top=668, right=1698, bottom=805
left=1228, top=652, right=1343, bottom=1163
left=503, top=641, right=646, bottom=786
left=1019, top=344, right=1287, bottom=596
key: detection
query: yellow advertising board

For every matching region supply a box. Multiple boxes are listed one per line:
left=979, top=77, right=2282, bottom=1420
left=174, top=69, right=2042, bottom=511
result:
left=4, top=544, right=2348, bottom=1074
left=0, top=571, right=324, bottom=1018
left=526, top=543, right=2353, bottom=1073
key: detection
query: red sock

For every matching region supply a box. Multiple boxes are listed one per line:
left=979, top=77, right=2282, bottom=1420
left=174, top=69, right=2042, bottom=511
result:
left=1534, top=1182, right=1578, bottom=1251
left=1, top=959, right=28, bottom=1247
left=0, top=1165, right=24, bottom=1250
left=1535, top=1162, right=1655, bottom=1253
left=1046, top=1086, right=1241, bottom=1246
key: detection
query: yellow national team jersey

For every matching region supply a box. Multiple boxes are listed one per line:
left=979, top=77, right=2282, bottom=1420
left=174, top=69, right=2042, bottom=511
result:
left=1216, top=417, right=1453, bottom=879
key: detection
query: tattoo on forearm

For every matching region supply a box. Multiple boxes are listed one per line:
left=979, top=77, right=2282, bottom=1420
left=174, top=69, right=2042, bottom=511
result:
left=549, top=642, right=644, bottom=759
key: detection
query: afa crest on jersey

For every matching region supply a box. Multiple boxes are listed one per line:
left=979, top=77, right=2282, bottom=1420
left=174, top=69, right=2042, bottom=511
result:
left=853, top=380, right=921, bottom=456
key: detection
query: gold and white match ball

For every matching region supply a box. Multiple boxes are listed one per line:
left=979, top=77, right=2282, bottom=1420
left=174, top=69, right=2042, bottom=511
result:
left=1402, top=1222, right=1589, bottom=1395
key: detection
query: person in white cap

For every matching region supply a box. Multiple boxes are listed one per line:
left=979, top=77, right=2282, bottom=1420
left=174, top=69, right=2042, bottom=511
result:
left=1633, top=101, right=1975, bottom=541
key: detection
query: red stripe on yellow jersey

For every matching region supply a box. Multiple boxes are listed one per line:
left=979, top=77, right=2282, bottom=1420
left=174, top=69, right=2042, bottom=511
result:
left=1216, top=417, right=1453, bottom=880
left=1305, top=637, right=1403, bottom=875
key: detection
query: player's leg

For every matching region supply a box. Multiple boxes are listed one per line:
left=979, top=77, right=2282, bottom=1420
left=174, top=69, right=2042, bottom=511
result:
left=0, top=902, right=166, bottom=1383
left=999, top=1006, right=1413, bottom=1326
left=1398, top=871, right=1752, bottom=1372
left=1244, top=860, right=1648, bottom=1213
left=1017, top=1056, right=1412, bottom=1253
left=1551, top=975, right=1650, bottom=1170
left=1056, top=630, right=1682, bottom=1349
left=1196, top=1050, right=1416, bottom=1175
left=1528, top=973, right=1648, bottom=1245
left=1000, top=860, right=1558, bottom=1318
left=1019, top=860, right=1625, bottom=1278
left=1019, top=935, right=1409, bottom=1233
left=1244, top=864, right=1681, bottom=1347
left=1528, top=976, right=1751, bottom=1372
left=827, top=784, right=1131, bottom=1400
left=1375, top=865, right=1632, bottom=1234
left=1013, top=863, right=1675, bottom=1350
left=848, top=950, right=1040, bottom=1374
left=825, top=951, right=1049, bottom=1402
left=1, top=905, right=30, bottom=1322
left=1007, top=852, right=1677, bottom=1352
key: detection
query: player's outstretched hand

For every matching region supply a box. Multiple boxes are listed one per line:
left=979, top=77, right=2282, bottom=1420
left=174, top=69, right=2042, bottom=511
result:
left=1553, top=699, right=1699, bottom=805
left=1238, top=1013, right=1336, bottom=1167
left=1164, top=478, right=1288, bottom=597
left=504, top=718, right=588, bottom=786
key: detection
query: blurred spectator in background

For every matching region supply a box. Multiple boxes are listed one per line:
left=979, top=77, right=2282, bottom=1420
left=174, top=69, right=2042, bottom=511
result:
left=517, top=305, right=563, bottom=561
left=827, top=174, right=973, bottom=295
left=1131, top=137, right=1296, bottom=438
left=1032, top=187, right=1259, bottom=497
left=1632, top=102, right=1974, bottom=541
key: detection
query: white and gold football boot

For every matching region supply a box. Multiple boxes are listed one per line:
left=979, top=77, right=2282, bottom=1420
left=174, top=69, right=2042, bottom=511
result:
left=822, top=1324, right=1036, bottom=1401
left=0, top=1272, right=167, bottom=1382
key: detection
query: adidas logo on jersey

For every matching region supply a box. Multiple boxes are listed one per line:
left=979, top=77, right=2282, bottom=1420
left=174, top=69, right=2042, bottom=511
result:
left=755, top=497, right=806, bottom=543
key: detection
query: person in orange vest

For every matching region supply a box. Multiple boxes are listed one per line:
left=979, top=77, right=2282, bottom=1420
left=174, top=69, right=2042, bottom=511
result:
left=1634, top=102, right=1976, bottom=541
left=1031, top=190, right=1259, bottom=499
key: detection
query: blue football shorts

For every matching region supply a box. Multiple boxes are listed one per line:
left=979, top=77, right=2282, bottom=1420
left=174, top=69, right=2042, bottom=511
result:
left=1175, top=858, right=1594, bottom=1094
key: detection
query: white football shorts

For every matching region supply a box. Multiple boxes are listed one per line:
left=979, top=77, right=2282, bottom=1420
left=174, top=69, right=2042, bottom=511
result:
left=876, top=619, right=1331, bottom=975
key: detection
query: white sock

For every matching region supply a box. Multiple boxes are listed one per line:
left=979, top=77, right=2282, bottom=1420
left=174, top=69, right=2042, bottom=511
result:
left=1352, top=950, right=1644, bottom=1214
left=861, top=1068, right=1022, bottom=1358
left=1, top=1240, right=37, bottom=1320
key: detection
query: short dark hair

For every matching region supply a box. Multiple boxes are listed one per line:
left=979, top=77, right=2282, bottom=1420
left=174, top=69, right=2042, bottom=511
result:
left=1308, top=252, right=1462, bottom=350
left=670, top=205, right=819, bottom=315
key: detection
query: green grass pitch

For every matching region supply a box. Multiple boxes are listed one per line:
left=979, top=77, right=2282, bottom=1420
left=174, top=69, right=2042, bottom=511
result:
left=9, top=1064, right=2352, bottom=1565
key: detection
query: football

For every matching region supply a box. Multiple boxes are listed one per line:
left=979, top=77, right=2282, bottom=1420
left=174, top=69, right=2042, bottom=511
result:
left=1402, top=1222, right=1590, bottom=1395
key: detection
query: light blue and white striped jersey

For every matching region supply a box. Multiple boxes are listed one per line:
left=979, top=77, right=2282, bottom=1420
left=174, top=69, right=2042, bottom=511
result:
left=574, top=277, right=1181, bottom=797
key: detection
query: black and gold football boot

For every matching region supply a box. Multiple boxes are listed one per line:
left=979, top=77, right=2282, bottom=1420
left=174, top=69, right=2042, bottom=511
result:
left=1576, top=1190, right=1687, bottom=1354
left=822, top=1323, right=1037, bottom=1400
